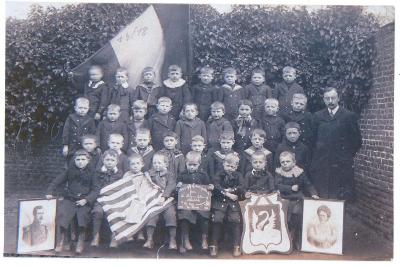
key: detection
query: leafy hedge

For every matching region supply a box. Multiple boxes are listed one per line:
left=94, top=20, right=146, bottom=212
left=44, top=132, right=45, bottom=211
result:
left=6, top=4, right=378, bottom=143
left=190, top=5, right=378, bottom=112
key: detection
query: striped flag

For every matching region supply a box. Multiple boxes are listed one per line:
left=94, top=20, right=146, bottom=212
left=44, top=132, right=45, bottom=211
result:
left=72, top=4, right=190, bottom=88
left=97, top=172, right=173, bottom=245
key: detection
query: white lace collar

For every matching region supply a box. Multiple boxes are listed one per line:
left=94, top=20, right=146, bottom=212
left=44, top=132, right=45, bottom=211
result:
left=275, top=165, right=304, bottom=178
left=163, top=78, right=186, bottom=88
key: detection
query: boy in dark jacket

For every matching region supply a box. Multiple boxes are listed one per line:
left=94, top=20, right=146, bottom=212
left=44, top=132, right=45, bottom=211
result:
left=192, top=66, right=219, bottom=122
left=90, top=149, right=124, bottom=248
left=148, top=97, right=177, bottom=151
left=127, top=100, right=150, bottom=149
left=62, top=97, right=96, bottom=160
left=245, top=68, right=273, bottom=121
left=190, top=135, right=211, bottom=175
left=158, top=131, right=186, bottom=178
left=82, top=65, right=108, bottom=120
left=159, top=64, right=192, bottom=120
left=210, top=153, right=245, bottom=257
left=134, top=67, right=161, bottom=117
left=261, top=98, right=285, bottom=153
left=127, top=128, right=154, bottom=172
left=232, top=100, right=259, bottom=153
left=279, top=93, right=313, bottom=147
left=206, top=101, right=233, bottom=150
left=81, top=134, right=102, bottom=169
left=273, top=66, right=305, bottom=113
left=143, top=152, right=177, bottom=250
left=275, top=151, right=319, bottom=248
left=46, top=150, right=99, bottom=254
left=175, top=103, right=207, bottom=155
left=96, top=104, right=128, bottom=152
left=274, top=122, right=311, bottom=172
left=176, top=151, right=214, bottom=253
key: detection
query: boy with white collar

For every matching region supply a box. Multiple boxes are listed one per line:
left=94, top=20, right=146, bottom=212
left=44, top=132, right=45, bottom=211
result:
left=83, top=65, right=108, bottom=120
left=159, top=64, right=192, bottom=120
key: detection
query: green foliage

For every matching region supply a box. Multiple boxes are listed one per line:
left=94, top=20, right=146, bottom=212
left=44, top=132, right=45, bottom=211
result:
left=190, top=5, right=378, bottom=112
left=6, top=4, right=379, bottom=143
left=6, top=3, right=148, bottom=142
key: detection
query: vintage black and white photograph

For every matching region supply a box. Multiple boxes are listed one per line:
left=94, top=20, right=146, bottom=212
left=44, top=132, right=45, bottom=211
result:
left=16, top=198, right=57, bottom=254
left=301, top=198, right=344, bottom=255
left=3, top=0, right=395, bottom=262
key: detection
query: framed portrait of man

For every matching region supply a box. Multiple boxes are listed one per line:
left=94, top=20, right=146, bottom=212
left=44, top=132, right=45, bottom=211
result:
left=301, top=198, right=344, bottom=255
left=17, top=198, right=57, bottom=254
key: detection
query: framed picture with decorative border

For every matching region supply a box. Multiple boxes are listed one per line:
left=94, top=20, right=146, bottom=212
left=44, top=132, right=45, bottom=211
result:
left=17, top=198, right=57, bottom=254
left=301, top=198, right=345, bottom=255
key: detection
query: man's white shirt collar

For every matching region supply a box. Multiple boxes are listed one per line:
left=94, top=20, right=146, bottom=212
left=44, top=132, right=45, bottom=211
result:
left=329, top=106, right=339, bottom=115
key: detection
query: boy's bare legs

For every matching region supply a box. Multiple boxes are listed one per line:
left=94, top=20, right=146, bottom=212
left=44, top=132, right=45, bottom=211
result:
left=168, top=226, right=177, bottom=249
left=179, top=220, right=192, bottom=253
left=200, top=218, right=209, bottom=250
left=143, top=226, right=155, bottom=248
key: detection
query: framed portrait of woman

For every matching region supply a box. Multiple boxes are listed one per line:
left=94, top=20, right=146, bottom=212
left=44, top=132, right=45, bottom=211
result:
left=301, top=198, right=344, bottom=255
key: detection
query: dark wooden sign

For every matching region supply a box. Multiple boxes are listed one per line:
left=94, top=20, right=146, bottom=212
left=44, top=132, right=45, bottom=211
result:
left=177, top=184, right=211, bottom=211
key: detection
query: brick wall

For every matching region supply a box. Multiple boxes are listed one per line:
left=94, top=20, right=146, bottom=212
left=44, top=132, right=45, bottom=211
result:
left=5, top=138, right=65, bottom=190
left=350, top=23, right=394, bottom=240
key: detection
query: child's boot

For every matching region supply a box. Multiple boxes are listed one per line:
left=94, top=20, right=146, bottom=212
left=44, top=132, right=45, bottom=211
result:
left=233, top=246, right=241, bottom=257
left=90, top=232, right=100, bottom=247
left=168, top=227, right=177, bottom=250
left=75, top=230, right=86, bottom=254
left=201, top=234, right=208, bottom=250
left=181, top=221, right=192, bottom=251
left=143, top=227, right=155, bottom=249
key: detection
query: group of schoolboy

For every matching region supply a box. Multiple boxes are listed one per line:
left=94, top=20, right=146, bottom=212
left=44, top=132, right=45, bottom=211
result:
left=46, top=64, right=321, bottom=257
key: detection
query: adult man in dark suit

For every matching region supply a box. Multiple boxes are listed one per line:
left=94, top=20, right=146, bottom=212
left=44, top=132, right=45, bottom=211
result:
left=310, top=87, right=362, bottom=202
left=22, top=206, right=48, bottom=246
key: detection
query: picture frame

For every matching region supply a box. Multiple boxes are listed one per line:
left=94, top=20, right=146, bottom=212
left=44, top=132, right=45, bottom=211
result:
left=301, top=198, right=345, bottom=255
left=16, top=198, right=57, bottom=254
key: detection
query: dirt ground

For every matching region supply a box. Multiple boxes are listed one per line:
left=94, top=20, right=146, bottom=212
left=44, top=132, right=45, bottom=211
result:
left=3, top=189, right=393, bottom=260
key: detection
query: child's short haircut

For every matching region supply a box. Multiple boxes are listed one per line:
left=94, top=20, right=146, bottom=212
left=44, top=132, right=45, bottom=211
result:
left=81, top=134, right=98, bottom=144
left=223, top=67, right=237, bottom=76
left=74, top=149, right=91, bottom=159
left=108, top=104, right=121, bottom=112
left=283, top=66, right=296, bottom=74
left=183, top=103, right=198, bottom=112
left=279, top=151, right=296, bottom=162
left=220, top=130, right=235, bottom=141
left=103, top=149, right=119, bottom=160
left=251, top=68, right=265, bottom=77
left=211, top=101, right=225, bottom=112
left=251, top=151, right=267, bottom=161
left=128, top=153, right=144, bottom=164
left=109, top=133, right=124, bottom=142
left=224, top=153, right=240, bottom=166
left=135, top=128, right=151, bottom=137
left=75, top=97, right=89, bottom=106
left=292, top=93, right=308, bottom=103
left=191, top=135, right=205, bottom=144
left=116, top=67, right=128, bottom=76
left=185, top=151, right=202, bottom=163
left=199, top=66, right=214, bottom=75
left=133, top=100, right=148, bottom=110
left=265, top=98, right=279, bottom=106
left=323, top=87, right=338, bottom=95
left=89, top=65, right=103, bottom=75
left=239, top=99, right=253, bottom=109
left=158, top=97, right=172, bottom=105
left=168, top=64, right=182, bottom=73
left=163, top=131, right=179, bottom=141
left=251, top=128, right=267, bottom=139
left=142, top=66, right=155, bottom=76
left=153, top=152, right=169, bottom=165
left=285, top=122, right=301, bottom=132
